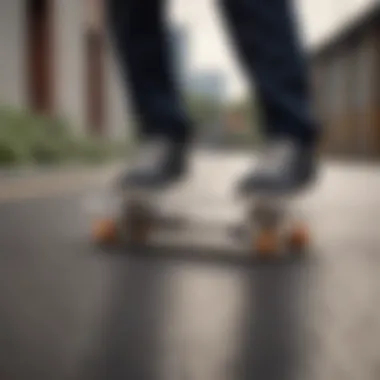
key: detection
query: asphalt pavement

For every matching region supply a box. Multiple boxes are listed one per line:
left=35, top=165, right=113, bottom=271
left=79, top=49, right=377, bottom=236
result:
left=0, top=151, right=378, bottom=380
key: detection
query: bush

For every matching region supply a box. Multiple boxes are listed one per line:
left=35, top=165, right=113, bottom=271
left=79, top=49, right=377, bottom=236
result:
left=0, top=106, right=129, bottom=166
left=29, top=139, right=64, bottom=164
left=0, top=106, right=72, bottom=164
left=71, top=139, right=130, bottom=164
left=0, top=139, right=18, bottom=165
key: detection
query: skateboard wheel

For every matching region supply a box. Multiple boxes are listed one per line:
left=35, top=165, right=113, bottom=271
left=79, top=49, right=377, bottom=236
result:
left=288, top=223, right=309, bottom=249
left=92, top=218, right=118, bottom=245
left=254, top=229, right=279, bottom=257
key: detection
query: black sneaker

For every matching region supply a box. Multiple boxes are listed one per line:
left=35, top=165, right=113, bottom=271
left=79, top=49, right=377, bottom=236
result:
left=116, top=138, right=189, bottom=190
left=237, top=138, right=317, bottom=196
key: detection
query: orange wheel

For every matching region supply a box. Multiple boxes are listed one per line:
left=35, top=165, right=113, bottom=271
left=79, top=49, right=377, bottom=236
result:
left=254, top=229, right=279, bottom=257
left=92, top=218, right=118, bottom=245
left=288, top=223, right=309, bottom=249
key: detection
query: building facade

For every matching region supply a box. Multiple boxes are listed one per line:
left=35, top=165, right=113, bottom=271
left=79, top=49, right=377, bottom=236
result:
left=311, top=3, right=380, bottom=159
left=0, top=0, right=131, bottom=140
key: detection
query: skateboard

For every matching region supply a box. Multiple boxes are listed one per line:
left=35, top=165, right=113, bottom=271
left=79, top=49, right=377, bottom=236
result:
left=90, top=181, right=310, bottom=258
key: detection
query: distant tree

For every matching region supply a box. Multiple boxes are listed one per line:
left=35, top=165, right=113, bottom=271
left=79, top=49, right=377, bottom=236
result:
left=183, top=93, right=264, bottom=148
left=221, top=97, right=264, bottom=148
left=186, top=94, right=220, bottom=122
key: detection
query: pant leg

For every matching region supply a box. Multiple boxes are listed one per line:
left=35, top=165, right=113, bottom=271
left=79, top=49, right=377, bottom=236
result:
left=107, top=0, right=191, bottom=143
left=219, top=0, right=319, bottom=146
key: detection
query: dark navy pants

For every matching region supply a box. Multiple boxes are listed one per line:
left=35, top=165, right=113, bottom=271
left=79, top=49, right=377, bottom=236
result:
left=107, top=0, right=319, bottom=146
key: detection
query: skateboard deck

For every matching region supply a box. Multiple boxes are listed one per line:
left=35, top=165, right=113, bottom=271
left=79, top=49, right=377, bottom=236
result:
left=90, top=180, right=310, bottom=259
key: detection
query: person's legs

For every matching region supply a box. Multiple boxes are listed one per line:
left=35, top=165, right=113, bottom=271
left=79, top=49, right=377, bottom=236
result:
left=219, top=0, right=319, bottom=193
left=219, top=0, right=318, bottom=145
left=107, top=0, right=191, bottom=188
left=107, top=0, right=191, bottom=142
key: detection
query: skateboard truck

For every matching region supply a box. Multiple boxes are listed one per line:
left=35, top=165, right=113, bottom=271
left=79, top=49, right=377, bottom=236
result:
left=90, top=184, right=310, bottom=258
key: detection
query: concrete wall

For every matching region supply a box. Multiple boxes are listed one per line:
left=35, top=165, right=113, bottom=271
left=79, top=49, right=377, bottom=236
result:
left=0, top=0, right=27, bottom=108
left=54, top=0, right=132, bottom=140
left=0, top=0, right=131, bottom=141
left=53, top=0, right=86, bottom=135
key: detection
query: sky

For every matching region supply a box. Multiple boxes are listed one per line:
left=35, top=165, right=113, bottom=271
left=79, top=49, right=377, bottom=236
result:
left=169, top=0, right=377, bottom=100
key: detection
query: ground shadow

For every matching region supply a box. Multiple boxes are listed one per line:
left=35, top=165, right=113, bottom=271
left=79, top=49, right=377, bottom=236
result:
left=236, top=259, right=311, bottom=380
left=83, top=244, right=312, bottom=380
left=81, top=255, right=169, bottom=380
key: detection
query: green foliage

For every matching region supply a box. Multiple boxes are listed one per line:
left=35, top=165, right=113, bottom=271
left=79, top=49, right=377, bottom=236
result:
left=0, top=139, right=18, bottom=165
left=0, top=106, right=129, bottom=167
left=183, top=93, right=265, bottom=149
left=70, top=138, right=129, bottom=165
left=186, top=94, right=221, bottom=125
left=224, top=97, right=264, bottom=148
